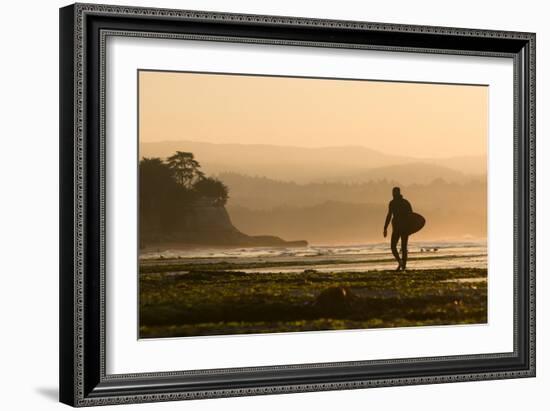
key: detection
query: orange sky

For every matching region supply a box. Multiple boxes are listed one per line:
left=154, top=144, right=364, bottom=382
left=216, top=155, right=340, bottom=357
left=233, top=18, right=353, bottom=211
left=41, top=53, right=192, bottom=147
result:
left=139, top=70, right=488, bottom=159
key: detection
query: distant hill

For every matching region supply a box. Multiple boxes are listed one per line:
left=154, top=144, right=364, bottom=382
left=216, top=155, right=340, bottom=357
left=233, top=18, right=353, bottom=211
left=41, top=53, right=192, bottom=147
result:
left=140, top=140, right=485, bottom=184
left=330, top=162, right=469, bottom=185
left=218, top=172, right=486, bottom=211
left=220, top=173, right=487, bottom=242
left=424, top=155, right=486, bottom=176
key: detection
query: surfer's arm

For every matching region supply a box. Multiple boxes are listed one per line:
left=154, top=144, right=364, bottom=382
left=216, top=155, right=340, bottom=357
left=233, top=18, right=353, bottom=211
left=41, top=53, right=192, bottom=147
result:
left=383, top=203, right=392, bottom=234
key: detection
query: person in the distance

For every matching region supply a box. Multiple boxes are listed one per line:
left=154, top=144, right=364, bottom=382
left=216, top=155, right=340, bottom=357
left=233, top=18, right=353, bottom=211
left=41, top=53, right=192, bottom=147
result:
left=383, top=186, right=413, bottom=271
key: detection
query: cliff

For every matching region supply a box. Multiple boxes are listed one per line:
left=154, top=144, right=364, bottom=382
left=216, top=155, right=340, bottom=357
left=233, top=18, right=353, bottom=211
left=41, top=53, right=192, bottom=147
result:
left=141, top=198, right=307, bottom=248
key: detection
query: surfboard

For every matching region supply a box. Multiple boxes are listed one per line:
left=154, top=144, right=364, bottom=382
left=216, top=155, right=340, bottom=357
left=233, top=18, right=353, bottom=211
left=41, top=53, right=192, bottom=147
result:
left=404, top=212, right=425, bottom=235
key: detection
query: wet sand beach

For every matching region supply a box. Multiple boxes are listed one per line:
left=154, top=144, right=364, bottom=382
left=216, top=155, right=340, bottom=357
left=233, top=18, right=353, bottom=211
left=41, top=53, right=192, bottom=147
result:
left=139, top=242, right=487, bottom=338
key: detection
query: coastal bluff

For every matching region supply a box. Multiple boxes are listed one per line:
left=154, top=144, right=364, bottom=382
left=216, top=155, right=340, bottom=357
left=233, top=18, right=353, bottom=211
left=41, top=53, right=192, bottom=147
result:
left=141, top=198, right=307, bottom=248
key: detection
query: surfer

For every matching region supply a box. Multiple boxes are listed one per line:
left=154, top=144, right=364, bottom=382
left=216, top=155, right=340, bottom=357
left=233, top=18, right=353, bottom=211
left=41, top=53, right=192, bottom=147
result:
left=383, top=187, right=413, bottom=271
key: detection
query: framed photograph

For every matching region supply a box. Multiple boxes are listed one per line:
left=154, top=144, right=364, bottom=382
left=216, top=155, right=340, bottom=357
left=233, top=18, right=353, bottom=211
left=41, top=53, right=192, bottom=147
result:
left=59, top=3, right=536, bottom=407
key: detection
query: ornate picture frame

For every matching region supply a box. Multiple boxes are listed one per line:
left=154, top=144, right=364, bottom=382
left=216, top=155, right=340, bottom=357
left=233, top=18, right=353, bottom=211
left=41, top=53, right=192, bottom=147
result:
left=59, top=3, right=535, bottom=407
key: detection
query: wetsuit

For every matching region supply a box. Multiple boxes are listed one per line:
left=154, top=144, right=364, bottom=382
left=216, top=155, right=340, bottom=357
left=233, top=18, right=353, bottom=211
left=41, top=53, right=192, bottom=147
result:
left=385, top=195, right=412, bottom=269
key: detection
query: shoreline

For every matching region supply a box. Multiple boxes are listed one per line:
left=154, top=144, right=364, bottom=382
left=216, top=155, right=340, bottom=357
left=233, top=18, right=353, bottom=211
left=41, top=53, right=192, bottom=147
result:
left=140, top=238, right=488, bottom=254
left=139, top=254, right=488, bottom=274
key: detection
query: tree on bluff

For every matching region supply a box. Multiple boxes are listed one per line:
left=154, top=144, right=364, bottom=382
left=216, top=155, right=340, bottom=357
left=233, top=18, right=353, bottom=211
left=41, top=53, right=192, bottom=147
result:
left=194, top=177, right=229, bottom=206
left=166, top=151, right=205, bottom=189
left=140, top=153, right=232, bottom=242
left=139, top=157, right=183, bottom=236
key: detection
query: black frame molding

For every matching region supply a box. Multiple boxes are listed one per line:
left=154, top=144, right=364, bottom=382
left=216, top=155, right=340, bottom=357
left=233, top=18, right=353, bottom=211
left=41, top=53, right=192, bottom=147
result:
left=60, top=3, right=535, bottom=407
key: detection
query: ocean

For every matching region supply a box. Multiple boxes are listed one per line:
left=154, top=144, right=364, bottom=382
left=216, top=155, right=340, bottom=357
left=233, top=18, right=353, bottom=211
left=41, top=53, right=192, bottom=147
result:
left=140, top=240, right=487, bottom=273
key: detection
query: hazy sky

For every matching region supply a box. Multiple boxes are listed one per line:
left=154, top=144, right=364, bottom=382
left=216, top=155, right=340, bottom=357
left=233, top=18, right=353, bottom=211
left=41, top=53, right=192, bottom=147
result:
left=139, top=70, right=488, bottom=159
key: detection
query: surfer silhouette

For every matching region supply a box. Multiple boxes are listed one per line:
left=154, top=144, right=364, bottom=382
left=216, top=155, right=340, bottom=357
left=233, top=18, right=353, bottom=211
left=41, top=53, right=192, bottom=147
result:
left=383, top=187, right=413, bottom=271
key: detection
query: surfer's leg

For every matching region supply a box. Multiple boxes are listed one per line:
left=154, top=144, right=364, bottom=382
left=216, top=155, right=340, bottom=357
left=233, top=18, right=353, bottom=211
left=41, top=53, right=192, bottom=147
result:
left=391, top=230, right=402, bottom=270
left=401, top=234, right=409, bottom=270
